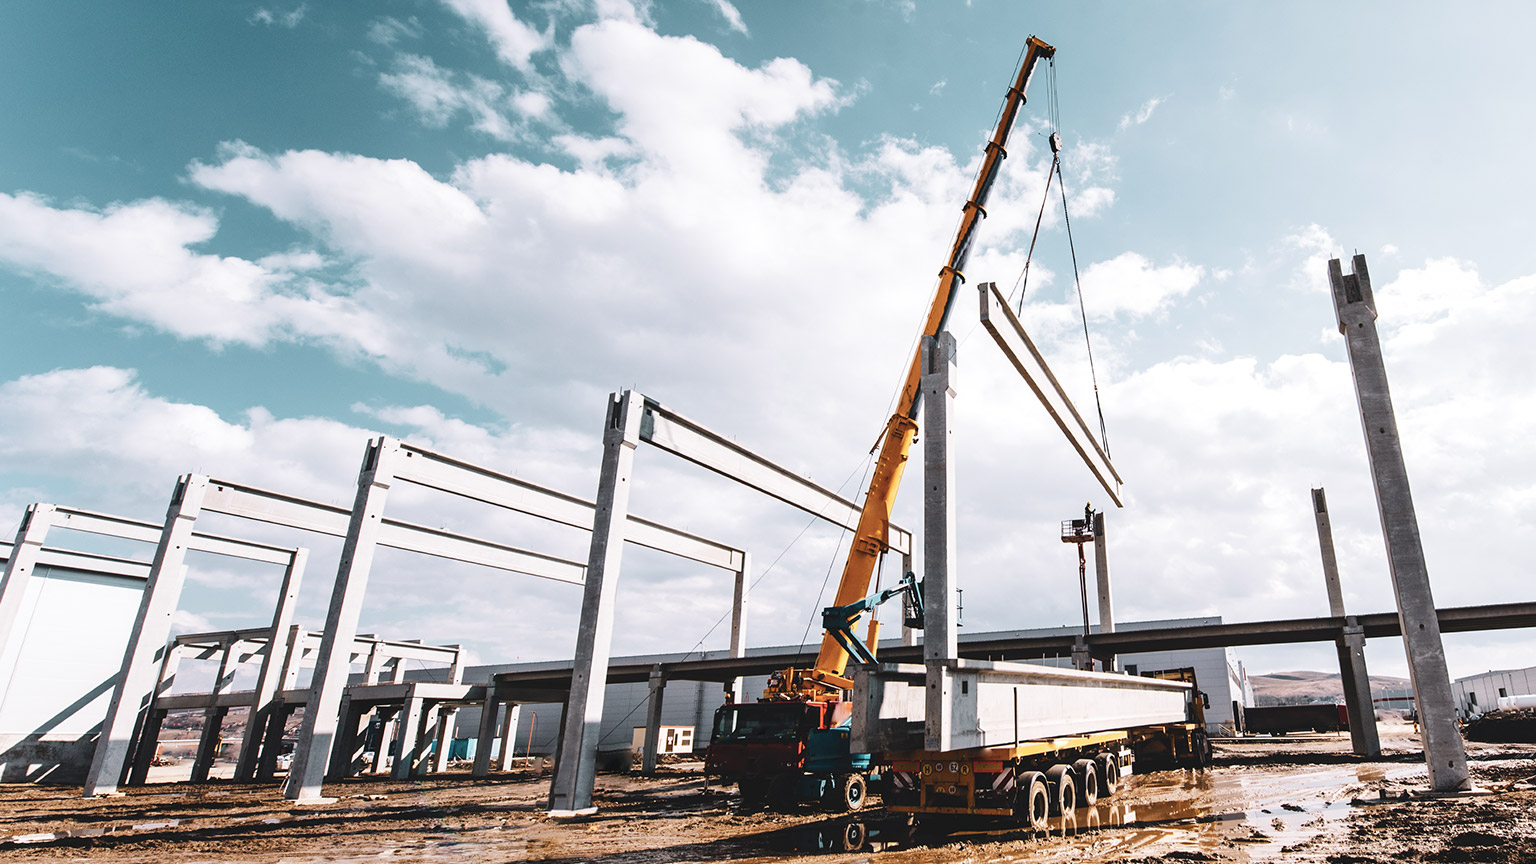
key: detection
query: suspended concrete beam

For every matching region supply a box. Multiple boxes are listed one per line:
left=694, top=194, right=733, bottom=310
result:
left=638, top=397, right=913, bottom=557
left=1312, top=487, right=1381, bottom=758
left=1329, top=253, right=1468, bottom=791
left=978, top=281, right=1123, bottom=507
left=1093, top=511, right=1115, bottom=672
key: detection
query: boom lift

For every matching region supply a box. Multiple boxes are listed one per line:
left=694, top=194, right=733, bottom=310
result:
left=704, top=35, right=1057, bottom=812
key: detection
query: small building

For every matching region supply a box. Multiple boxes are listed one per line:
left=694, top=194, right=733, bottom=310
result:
left=1452, top=665, right=1536, bottom=718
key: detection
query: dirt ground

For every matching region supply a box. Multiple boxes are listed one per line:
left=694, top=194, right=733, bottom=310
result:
left=2, top=727, right=1533, bottom=863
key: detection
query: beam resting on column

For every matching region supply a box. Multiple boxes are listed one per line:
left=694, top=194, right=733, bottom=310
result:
left=1329, top=254, right=1467, bottom=791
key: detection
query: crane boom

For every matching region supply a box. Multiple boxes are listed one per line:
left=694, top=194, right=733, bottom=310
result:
left=768, top=36, right=1057, bottom=700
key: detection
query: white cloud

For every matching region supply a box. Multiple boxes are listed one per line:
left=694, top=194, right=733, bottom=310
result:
left=249, top=4, right=306, bottom=29
left=1080, top=252, right=1204, bottom=319
left=378, top=54, right=526, bottom=140
left=1218, top=84, right=1236, bottom=101
left=929, top=79, right=947, bottom=96
left=0, top=192, right=376, bottom=349
left=367, top=16, right=422, bottom=47
left=1118, top=96, right=1164, bottom=130
left=702, top=0, right=748, bottom=34
left=438, top=0, right=546, bottom=71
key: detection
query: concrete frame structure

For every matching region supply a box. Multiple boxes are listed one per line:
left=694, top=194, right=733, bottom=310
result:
left=1311, top=487, right=1381, bottom=758
left=98, top=438, right=746, bottom=803
left=1329, top=254, right=1469, bottom=791
left=0, top=501, right=305, bottom=797
left=546, top=391, right=917, bottom=814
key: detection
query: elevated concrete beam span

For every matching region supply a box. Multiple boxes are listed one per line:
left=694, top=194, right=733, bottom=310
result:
left=52, top=506, right=297, bottom=565
left=639, top=397, right=914, bottom=556
left=978, top=281, right=1122, bottom=507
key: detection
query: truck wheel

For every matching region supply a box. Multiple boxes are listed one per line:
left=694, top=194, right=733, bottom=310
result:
left=1094, top=752, right=1119, bottom=796
left=1190, top=728, right=1213, bottom=768
left=834, top=773, right=867, bottom=812
left=1014, top=771, right=1049, bottom=830
left=1044, top=764, right=1075, bottom=816
left=839, top=820, right=867, bottom=851
left=1072, top=758, right=1099, bottom=807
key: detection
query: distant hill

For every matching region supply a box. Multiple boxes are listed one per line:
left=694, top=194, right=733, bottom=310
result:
left=1249, top=669, right=1411, bottom=706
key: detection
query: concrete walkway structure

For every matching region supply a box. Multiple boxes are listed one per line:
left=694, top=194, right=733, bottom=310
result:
left=1329, top=254, right=1470, bottom=791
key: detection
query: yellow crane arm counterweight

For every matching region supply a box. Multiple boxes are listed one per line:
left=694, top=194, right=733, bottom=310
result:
left=768, top=36, right=1057, bottom=701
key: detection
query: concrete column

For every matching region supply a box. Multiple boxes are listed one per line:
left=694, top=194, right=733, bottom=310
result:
left=237, top=548, right=308, bottom=781
left=729, top=553, right=749, bottom=702
left=369, top=708, right=398, bottom=775
left=392, top=693, right=427, bottom=780
left=497, top=704, right=521, bottom=771
left=641, top=665, right=666, bottom=776
left=1093, top=511, right=1116, bottom=664
left=0, top=504, right=56, bottom=692
left=1311, top=488, right=1381, bottom=757
left=284, top=437, right=403, bottom=802
left=325, top=694, right=362, bottom=780
left=900, top=551, right=917, bottom=647
left=432, top=707, right=458, bottom=773
left=1329, top=254, right=1468, bottom=791
left=191, top=639, right=238, bottom=782
left=85, top=474, right=209, bottom=796
left=921, top=333, right=959, bottom=752
left=548, top=391, right=643, bottom=816
left=472, top=693, right=501, bottom=777
left=126, top=710, right=167, bottom=787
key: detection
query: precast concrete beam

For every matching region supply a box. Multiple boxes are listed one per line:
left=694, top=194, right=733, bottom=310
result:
left=1330, top=253, right=1468, bottom=791
left=729, top=553, right=749, bottom=702
left=638, top=397, right=913, bottom=557
left=472, top=694, right=500, bottom=777
left=1093, top=512, right=1115, bottom=671
left=641, top=665, right=665, bottom=776
left=548, top=391, right=642, bottom=816
left=1311, top=487, right=1380, bottom=757
left=978, top=281, right=1122, bottom=506
left=497, top=704, right=521, bottom=771
left=237, top=547, right=308, bottom=781
left=922, top=333, right=959, bottom=752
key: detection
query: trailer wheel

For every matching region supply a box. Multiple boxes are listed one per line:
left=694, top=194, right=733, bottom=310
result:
left=839, top=819, right=868, bottom=851
left=1044, top=764, right=1075, bottom=816
left=1094, top=752, right=1119, bottom=796
left=1189, top=728, right=1213, bottom=768
left=1014, top=771, right=1049, bottom=830
left=834, top=773, right=867, bottom=812
left=1072, top=758, right=1099, bottom=807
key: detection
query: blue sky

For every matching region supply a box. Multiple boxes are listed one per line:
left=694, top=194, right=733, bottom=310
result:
left=3, top=1, right=1535, bottom=681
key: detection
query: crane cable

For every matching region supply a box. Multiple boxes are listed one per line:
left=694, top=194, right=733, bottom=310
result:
left=1006, top=56, right=1112, bottom=458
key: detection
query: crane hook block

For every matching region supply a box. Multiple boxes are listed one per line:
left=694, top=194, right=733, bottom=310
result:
left=1048, top=132, right=1062, bottom=154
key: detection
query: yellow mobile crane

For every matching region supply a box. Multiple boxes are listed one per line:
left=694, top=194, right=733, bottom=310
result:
left=704, top=36, right=1057, bottom=811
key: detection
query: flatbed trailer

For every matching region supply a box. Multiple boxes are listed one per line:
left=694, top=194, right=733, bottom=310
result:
left=856, top=664, right=1212, bottom=829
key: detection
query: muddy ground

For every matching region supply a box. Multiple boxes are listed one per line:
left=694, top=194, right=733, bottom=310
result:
left=2, top=728, right=1533, bottom=863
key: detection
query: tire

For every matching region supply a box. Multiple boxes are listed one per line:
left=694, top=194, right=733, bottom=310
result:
left=1014, top=771, right=1049, bottom=830
left=1072, top=758, right=1099, bottom=808
left=1190, top=728, right=1213, bottom=768
left=1044, top=764, right=1075, bottom=816
left=1094, top=752, right=1119, bottom=797
left=839, top=820, right=867, bottom=851
left=834, top=773, right=867, bottom=812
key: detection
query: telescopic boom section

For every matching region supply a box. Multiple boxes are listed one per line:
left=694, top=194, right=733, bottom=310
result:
left=768, top=36, right=1056, bottom=701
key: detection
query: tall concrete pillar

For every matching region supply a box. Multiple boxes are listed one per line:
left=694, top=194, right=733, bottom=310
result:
left=1329, top=254, right=1468, bottom=790
left=472, top=693, right=501, bottom=777
left=1312, top=487, right=1382, bottom=757
left=921, top=333, right=959, bottom=752
left=0, top=504, right=56, bottom=692
left=1092, top=512, right=1116, bottom=672
left=431, top=707, right=458, bottom=773
left=391, top=693, right=427, bottom=780
left=497, top=704, right=521, bottom=771
left=85, top=474, right=209, bottom=796
left=641, top=665, right=666, bottom=776
left=284, top=437, right=403, bottom=802
left=548, top=391, right=643, bottom=815
left=728, top=553, right=749, bottom=703
left=237, top=548, right=308, bottom=781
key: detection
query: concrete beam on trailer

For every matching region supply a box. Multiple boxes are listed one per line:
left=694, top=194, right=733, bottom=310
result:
left=921, top=333, right=959, bottom=752
left=549, top=391, right=642, bottom=816
left=1311, top=487, right=1381, bottom=758
left=637, top=397, right=913, bottom=557
left=978, top=281, right=1123, bottom=507
left=1329, top=254, right=1468, bottom=791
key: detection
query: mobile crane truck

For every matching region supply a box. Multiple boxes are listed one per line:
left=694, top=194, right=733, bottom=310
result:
left=704, top=36, right=1057, bottom=812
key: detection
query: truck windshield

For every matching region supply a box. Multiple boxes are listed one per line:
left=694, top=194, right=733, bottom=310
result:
left=712, top=705, right=806, bottom=742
